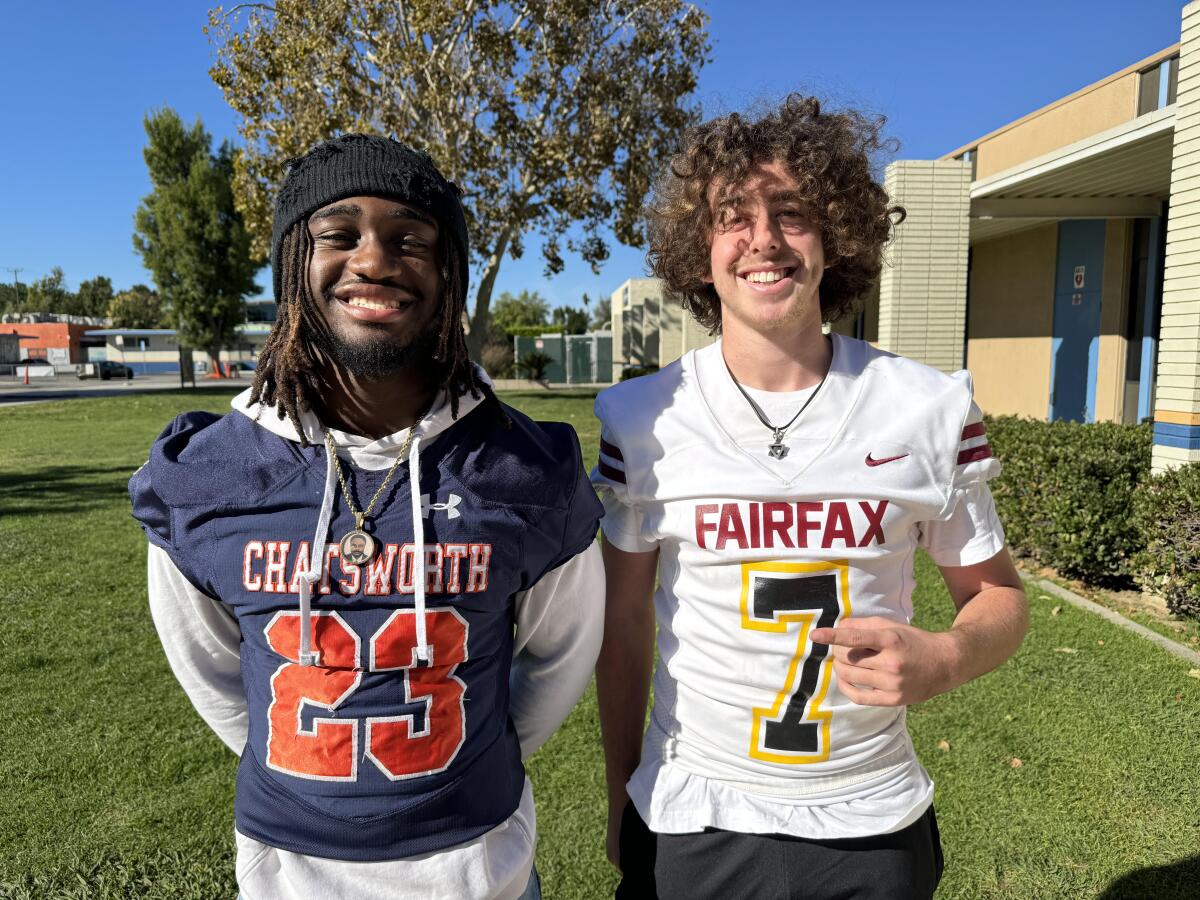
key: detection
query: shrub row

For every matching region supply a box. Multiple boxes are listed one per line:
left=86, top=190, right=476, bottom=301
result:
left=985, top=416, right=1199, bottom=617
left=1134, top=461, right=1200, bottom=618
left=985, top=417, right=1151, bottom=586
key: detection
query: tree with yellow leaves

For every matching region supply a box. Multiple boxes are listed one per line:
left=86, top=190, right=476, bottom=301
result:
left=207, top=0, right=709, bottom=355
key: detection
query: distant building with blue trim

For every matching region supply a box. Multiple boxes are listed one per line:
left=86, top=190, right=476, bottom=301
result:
left=84, top=323, right=273, bottom=375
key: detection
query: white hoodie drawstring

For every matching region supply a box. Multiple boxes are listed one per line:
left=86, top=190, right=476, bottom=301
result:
left=298, top=439, right=338, bottom=666
left=407, top=431, right=431, bottom=664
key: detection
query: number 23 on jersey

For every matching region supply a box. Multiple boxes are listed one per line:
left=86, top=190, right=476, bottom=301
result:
left=264, top=608, right=469, bottom=782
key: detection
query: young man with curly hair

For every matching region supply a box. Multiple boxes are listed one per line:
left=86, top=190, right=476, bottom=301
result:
left=131, top=135, right=604, bottom=900
left=592, top=96, right=1028, bottom=899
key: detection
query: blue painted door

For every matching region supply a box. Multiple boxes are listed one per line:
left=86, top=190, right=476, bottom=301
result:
left=1050, top=220, right=1106, bottom=422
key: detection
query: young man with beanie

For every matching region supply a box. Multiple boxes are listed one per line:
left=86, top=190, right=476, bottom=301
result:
left=131, top=134, right=604, bottom=900
left=592, top=96, right=1028, bottom=899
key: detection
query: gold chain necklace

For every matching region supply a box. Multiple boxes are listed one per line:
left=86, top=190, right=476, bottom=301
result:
left=324, top=415, right=423, bottom=565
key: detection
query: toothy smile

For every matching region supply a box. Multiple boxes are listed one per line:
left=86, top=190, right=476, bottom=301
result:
left=346, top=297, right=406, bottom=310
left=739, top=267, right=795, bottom=284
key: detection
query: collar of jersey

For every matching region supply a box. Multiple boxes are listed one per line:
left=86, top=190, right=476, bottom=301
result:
left=692, top=333, right=867, bottom=486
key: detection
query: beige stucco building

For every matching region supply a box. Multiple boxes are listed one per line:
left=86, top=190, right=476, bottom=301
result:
left=616, top=3, right=1200, bottom=472
left=609, top=277, right=715, bottom=382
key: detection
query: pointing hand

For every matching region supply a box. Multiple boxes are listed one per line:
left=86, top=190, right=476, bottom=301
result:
left=810, top=617, right=959, bottom=707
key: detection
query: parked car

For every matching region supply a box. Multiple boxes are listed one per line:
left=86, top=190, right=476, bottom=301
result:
left=76, top=361, right=134, bottom=380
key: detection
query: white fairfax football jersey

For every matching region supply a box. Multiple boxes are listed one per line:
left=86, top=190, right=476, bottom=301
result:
left=592, top=334, right=1005, bottom=839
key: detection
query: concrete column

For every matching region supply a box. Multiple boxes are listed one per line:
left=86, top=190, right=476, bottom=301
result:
left=1153, top=0, right=1200, bottom=471
left=877, top=159, right=972, bottom=373
left=1095, top=220, right=1133, bottom=423
left=610, top=282, right=626, bottom=383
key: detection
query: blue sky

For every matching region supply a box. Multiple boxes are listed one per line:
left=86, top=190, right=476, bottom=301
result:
left=0, top=1, right=1184, bottom=311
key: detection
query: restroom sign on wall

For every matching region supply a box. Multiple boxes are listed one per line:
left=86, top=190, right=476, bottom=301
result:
left=1073, top=266, right=1085, bottom=289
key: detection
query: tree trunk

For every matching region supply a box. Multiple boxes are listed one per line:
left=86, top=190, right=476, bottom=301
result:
left=208, top=345, right=224, bottom=378
left=465, top=225, right=516, bottom=360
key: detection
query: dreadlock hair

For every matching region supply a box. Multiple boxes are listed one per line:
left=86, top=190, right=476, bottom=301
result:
left=248, top=218, right=506, bottom=445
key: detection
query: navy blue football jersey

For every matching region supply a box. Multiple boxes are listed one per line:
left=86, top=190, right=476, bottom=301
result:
left=131, top=402, right=601, bottom=861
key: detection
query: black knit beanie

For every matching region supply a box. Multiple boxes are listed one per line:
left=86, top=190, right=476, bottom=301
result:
left=270, top=134, right=469, bottom=302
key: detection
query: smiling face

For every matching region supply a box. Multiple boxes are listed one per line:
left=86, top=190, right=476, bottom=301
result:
left=306, top=195, right=444, bottom=379
left=705, top=159, right=827, bottom=338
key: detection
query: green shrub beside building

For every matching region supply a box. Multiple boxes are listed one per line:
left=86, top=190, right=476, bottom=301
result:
left=985, top=416, right=1200, bottom=618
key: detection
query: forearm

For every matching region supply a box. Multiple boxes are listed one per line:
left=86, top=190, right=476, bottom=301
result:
left=942, top=584, right=1029, bottom=692
left=147, top=543, right=247, bottom=754
left=596, top=611, right=654, bottom=808
left=509, top=545, right=605, bottom=759
left=596, top=540, right=657, bottom=810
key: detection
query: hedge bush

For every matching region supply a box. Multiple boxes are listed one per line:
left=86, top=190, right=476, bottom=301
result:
left=506, top=324, right=563, bottom=339
left=479, top=340, right=515, bottom=378
left=985, top=416, right=1152, bottom=586
left=1134, top=462, right=1200, bottom=618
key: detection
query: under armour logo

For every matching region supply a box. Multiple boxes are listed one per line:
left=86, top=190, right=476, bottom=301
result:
left=421, top=493, right=462, bottom=519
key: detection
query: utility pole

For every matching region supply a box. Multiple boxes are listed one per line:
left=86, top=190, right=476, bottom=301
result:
left=3, top=268, right=22, bottom=319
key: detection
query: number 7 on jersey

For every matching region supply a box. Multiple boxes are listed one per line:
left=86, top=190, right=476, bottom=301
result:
left=740, top=561, right=851, bottom=764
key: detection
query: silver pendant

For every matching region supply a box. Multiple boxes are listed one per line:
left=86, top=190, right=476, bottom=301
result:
left=339, top=529, right=375, bottom=565
left=769, top=429, right=789, bottom=459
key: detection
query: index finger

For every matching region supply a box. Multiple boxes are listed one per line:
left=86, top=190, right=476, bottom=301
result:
left=809, top=626, right=885, bottom=649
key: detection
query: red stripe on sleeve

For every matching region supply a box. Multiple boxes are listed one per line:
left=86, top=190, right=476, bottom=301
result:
left=600, top=438, right=624, bottom=462
left=957, top=444, right=993, bottom=466
left=961, top=422, right=987, bottom=441
left=598, top=459, right=626, bottom=484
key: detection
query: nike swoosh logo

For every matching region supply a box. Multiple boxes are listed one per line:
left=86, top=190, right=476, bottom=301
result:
left=865, top=452, right=909, bottom=467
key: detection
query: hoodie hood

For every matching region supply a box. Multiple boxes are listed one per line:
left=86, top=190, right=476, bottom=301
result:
left=229, top=366, right=493, bottom=456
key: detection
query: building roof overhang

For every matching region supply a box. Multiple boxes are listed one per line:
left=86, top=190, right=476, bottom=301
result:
left=968, top=105, right=1175, bottom=244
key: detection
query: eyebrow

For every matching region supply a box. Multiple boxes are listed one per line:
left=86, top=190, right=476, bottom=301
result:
left=717, top=189, right=809, bottom=211
left=309, top=202, right=436, bottom=226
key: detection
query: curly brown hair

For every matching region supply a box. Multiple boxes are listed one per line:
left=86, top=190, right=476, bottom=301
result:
left=646, top=94, right=905, bottom=331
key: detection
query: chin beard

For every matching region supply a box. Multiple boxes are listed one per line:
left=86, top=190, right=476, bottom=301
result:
left=319, top=321, right=441, bottom=380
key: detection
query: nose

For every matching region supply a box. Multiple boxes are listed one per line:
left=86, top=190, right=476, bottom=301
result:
left=347, top=233, right=397, bottom=280
left=746, top=209, right=781, bottom=255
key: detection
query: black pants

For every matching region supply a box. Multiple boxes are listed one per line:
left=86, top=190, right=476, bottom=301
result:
left=616, top=801, right=944, bottom=900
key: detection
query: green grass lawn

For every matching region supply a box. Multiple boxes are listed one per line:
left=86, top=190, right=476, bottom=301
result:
left=1, top=390, right=1198, bottom=899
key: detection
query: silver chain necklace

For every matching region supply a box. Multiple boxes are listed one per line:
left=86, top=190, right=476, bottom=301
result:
left=724, top=360, right=828, bottom=459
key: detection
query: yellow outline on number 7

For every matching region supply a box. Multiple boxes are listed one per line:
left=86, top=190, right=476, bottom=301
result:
left=739, top=560, right=852, bottom=765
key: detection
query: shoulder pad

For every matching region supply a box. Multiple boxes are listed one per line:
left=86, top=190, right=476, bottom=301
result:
left=129, top=411, right=311, bottom=536
left=594, top=358, right=689, bottom=442
left=436, top=403, right=590, bottom=512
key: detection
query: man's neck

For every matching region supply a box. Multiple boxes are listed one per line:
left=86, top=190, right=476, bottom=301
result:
left=317, top=366, right=438, bottom=440
left=720, top=316, right=832, bottom=392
